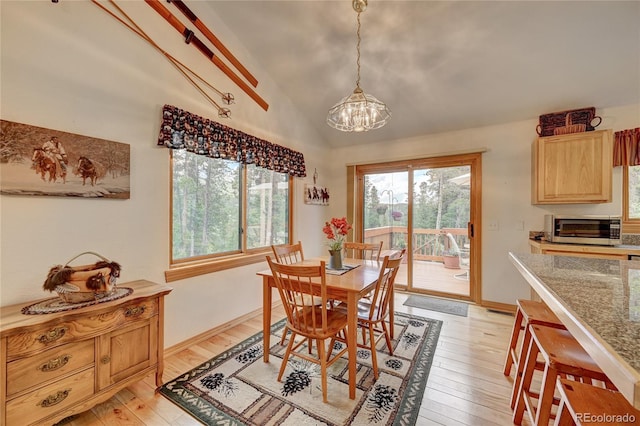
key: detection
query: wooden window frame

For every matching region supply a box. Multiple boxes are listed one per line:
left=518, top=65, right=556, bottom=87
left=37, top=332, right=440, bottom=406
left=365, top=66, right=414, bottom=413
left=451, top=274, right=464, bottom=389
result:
left=622, top=165, right=640, bottom=234
left=164, top=154, right=294, bottom=282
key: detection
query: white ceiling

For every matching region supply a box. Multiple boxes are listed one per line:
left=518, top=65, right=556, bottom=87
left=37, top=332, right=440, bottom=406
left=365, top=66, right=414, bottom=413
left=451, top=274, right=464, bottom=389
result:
left=204, top=1, right=640, bottom=147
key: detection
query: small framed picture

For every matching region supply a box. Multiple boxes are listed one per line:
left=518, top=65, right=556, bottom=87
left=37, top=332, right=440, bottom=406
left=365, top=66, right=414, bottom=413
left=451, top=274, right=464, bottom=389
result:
left=304, top=184, right=329, bottom=205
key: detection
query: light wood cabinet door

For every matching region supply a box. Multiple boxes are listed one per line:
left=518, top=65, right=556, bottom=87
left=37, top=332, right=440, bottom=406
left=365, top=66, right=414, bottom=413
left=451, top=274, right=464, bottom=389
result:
left=532, top=129, right=613, bottom=204
left=96, top=319, right=157, bottom=389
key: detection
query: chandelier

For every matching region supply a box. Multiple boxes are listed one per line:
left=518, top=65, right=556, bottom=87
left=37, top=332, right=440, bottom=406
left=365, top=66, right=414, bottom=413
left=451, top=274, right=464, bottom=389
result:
left=327, top=0, right=391, bottom=132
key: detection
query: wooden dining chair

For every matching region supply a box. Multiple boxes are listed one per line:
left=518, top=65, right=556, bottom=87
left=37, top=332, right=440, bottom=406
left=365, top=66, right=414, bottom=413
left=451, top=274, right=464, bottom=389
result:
left=270, top=241, right=317, bottom=346
left=343, top=241, right=383, bottom=261
left=390, top=248, right=406, bottom=260
left=266, top=256, right=349, bottom=403
left=271, top=241, right=304, bottom=265
left=333, top=255, right=401, bottom=379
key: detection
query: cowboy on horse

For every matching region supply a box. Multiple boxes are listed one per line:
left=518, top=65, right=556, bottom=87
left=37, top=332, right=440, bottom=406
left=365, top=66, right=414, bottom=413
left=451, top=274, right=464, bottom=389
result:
left=31, top=136, right=68, bottom=183
left=42, top=136, right=68, bottom=174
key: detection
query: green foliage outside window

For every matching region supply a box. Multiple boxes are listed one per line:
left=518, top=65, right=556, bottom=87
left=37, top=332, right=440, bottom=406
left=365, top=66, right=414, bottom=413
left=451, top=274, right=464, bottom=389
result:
left=363, top=166, right=470, bottom=254
left=172, top=150, right=289, bottom=262
left=629, top=165, right=640, bottom=219
left=364, top=167, right=470, bottom=231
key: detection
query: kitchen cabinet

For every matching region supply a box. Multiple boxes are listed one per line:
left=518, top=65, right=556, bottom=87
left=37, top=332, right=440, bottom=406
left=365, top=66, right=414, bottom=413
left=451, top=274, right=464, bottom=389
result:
left=532, top=129, right=613, bottom=204
left=0, top=280, right=172, bottom=426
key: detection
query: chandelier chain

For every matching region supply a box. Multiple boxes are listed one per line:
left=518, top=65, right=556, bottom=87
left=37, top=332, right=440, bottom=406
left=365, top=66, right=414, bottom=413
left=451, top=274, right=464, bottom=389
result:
left=326, top=0, right=390, bottom=132
left=356, top=11, right=361, bottom=89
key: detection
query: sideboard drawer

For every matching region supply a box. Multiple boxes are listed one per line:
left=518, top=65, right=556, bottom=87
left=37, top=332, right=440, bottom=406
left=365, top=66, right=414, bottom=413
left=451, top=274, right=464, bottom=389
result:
left=119, top=298, right=158, bottom=325
left=6, top=299, right=157, bottom=359
left=7, top=317, right=111, bottom=359
left=6, top=339, right=94, bottom=397
left=5, top=367, right=94, bottom=426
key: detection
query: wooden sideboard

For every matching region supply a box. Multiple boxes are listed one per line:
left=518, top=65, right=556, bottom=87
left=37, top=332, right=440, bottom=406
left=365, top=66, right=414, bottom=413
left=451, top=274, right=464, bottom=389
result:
left=528, top=239, right=640, bottom=260
left=0, top=280, right=172, bottom=426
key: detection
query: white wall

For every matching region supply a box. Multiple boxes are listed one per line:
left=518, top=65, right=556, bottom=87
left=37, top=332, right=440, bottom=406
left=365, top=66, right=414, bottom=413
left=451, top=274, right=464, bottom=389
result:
left=0, top=1, right=334, bottom=347
left=331, top=104, right=640, bottom=305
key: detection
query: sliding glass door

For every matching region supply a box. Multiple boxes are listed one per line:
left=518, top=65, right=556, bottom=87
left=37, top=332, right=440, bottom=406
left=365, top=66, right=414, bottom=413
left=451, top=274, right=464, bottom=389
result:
left=356, top=153, right=481, bottom=302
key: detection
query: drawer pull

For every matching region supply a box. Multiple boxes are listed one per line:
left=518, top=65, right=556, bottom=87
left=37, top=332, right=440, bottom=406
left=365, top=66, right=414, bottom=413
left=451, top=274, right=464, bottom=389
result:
left=38, top=355, right=72, bottom=372
left=38, top=389, right=70, bottom=408
left=101, top=355, right=111, bottom=364
left=125, top=306, right=145, bottom=317
left=37, top=327, right=67, bottom=344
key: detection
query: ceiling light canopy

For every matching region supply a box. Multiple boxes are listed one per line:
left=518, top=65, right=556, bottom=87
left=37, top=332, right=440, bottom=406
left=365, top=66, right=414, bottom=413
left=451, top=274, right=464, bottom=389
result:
left=327, top=0, right=391, bottom=133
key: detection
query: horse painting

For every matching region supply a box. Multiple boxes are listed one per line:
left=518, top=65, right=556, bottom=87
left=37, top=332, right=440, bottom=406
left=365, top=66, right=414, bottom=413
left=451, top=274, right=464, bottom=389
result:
left=31, top=148, right=66, bottom=183
left=74, top=156, right=98, bottom=186
left=304, top=184, right=330, bottom=205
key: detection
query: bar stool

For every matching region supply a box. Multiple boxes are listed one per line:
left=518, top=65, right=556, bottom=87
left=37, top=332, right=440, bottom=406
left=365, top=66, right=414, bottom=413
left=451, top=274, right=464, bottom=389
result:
left=513, top=324, right=616, bottom=426
left=554, top=378, right=639, bottom=426
left=505, top=300, right=566, bottom=376
left=506, top=300, right=566, bottom=409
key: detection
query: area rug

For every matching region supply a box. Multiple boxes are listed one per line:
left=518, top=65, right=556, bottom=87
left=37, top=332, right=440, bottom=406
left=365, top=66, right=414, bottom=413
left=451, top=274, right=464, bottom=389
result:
left=403, top=295, right=469, bottom=317
left=158, top=312, right=442, bottom=426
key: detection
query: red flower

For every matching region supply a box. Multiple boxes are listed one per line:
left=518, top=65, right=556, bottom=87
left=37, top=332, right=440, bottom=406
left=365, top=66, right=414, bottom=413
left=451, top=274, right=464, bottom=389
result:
left=324, top=217, right=351, bottom=250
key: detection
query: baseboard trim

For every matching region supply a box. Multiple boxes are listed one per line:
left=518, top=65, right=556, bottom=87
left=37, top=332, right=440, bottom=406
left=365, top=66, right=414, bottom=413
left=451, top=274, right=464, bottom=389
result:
left=480, top=300, right=516, bottom=314
left=164, top=306, right=265, bottom=358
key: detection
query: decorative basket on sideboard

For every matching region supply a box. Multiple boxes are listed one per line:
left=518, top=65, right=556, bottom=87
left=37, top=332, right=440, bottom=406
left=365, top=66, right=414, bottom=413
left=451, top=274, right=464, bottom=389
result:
left=42, top=251, right=121, bottom=303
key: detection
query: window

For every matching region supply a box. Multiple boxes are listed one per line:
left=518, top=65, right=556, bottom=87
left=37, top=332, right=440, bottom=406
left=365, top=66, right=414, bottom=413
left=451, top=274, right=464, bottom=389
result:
left=615, top=128, right=640, bottom=233
left=623, top=165, right=640, bottom=233
left=158, top=104, right=304, bottom=281
left=169, top=150, right=292, bottom=277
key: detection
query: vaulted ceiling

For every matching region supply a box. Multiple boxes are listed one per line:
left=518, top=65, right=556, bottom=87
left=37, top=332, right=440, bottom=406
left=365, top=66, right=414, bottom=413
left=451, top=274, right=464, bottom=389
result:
left=204, top=1, right=640, bottom=147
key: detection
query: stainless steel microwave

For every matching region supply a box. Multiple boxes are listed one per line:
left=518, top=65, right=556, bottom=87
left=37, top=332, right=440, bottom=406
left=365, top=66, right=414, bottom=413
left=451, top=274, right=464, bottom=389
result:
left=543, top=215, right=621, bottom=246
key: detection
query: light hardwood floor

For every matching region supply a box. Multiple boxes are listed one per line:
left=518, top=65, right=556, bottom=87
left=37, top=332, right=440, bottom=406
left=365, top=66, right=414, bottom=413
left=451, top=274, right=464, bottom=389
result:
left=56, top=292, right=525, bottom=426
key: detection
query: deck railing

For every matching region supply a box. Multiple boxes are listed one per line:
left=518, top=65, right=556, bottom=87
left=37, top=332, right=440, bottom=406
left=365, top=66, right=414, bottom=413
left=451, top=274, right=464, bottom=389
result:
left=363, top=226, right=468, bottom=262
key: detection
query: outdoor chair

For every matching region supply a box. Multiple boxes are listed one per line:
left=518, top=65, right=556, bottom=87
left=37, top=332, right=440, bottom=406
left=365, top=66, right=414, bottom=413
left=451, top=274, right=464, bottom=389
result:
left=445, top=232, right=470, bottom=280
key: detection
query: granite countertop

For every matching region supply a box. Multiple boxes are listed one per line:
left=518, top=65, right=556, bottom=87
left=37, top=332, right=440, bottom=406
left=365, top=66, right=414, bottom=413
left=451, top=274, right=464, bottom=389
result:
left=509, top=252, right=640, bottom=407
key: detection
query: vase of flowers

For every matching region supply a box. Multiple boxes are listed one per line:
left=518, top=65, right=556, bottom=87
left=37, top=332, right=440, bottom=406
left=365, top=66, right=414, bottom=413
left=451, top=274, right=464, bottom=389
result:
left=323, top=217, right=351, bottom=270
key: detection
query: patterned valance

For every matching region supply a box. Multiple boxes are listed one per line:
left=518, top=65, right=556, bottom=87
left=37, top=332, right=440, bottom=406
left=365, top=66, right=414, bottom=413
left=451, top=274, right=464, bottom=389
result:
left=613, top=127, right=640, bottom=167
left=157, top=104, right=306, bottom=177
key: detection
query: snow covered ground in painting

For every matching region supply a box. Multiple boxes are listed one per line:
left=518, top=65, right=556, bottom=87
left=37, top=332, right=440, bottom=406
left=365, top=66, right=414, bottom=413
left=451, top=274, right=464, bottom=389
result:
left=0, top=162, right=130, bottom=198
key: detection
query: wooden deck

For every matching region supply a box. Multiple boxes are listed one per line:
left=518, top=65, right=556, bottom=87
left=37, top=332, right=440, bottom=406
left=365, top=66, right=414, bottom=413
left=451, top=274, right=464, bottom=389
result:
left=395, top=260, right=470, bottom=297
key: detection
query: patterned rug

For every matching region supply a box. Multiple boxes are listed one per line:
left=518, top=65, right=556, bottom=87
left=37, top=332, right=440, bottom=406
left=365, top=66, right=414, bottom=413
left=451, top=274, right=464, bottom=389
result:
left=158, top=312, right=442, bottom=426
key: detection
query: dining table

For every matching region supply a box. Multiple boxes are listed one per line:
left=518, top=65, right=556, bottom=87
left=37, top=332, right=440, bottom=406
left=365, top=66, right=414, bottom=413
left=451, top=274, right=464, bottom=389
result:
left=509, top=252, right=640, bottom=409
left=256, top=256, right=386, bottom=400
